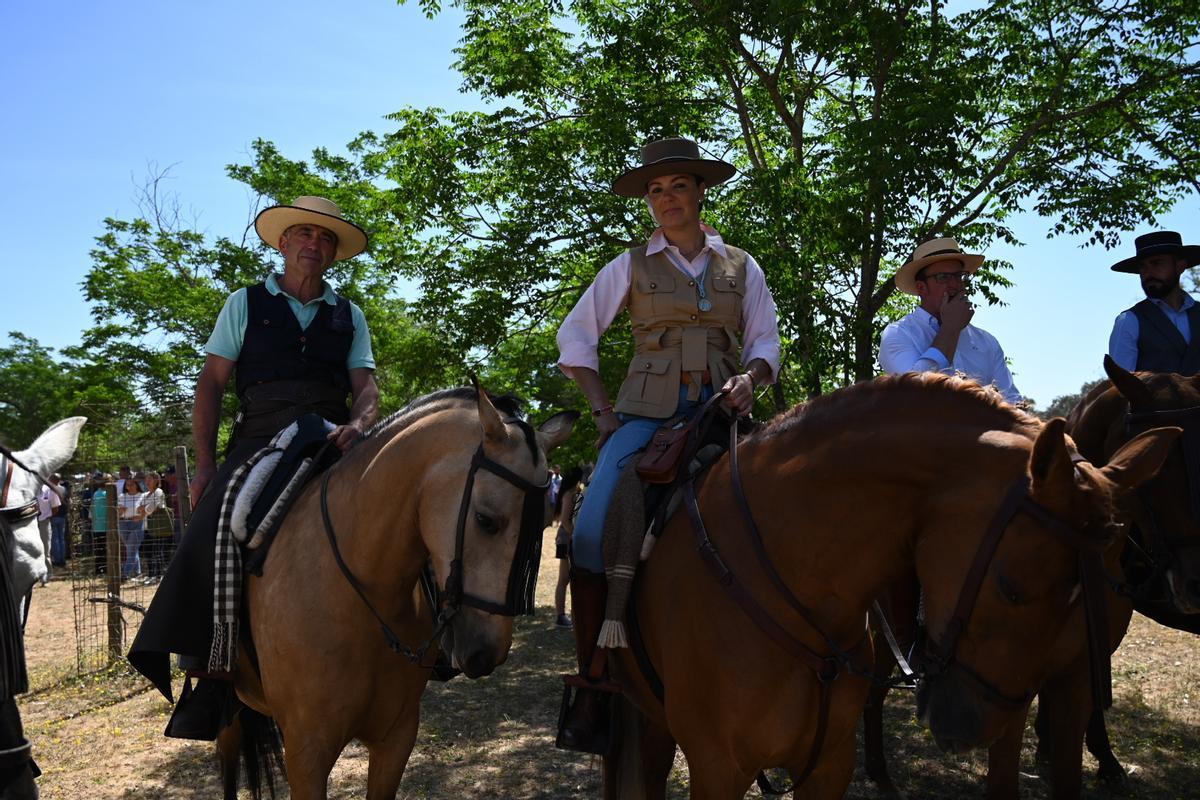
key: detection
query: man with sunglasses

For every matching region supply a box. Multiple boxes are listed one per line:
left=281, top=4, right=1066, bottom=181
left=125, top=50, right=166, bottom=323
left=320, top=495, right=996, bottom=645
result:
left=879, top=237, right=1023, bottom=404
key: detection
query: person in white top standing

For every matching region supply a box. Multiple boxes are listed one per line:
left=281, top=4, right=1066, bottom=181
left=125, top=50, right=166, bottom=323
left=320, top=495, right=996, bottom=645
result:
left=879, top=237, right=1023, bottom=405
left=34, top=480, right=61, bottom=585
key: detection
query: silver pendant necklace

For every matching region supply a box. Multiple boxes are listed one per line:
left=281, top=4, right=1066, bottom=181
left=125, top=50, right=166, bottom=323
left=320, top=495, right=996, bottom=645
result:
left=665, top=246, right=713, bottom=313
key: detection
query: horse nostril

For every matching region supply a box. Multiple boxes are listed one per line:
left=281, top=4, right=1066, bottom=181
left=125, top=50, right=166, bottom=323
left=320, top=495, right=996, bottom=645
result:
left=1187, top=578, right=1200, bottom=601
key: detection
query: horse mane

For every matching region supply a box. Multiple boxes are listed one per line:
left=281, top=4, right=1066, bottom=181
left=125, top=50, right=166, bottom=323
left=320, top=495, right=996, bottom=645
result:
left=353, top=386, right=537, bottom=463
left=748, top=372, right=1039, bottom=444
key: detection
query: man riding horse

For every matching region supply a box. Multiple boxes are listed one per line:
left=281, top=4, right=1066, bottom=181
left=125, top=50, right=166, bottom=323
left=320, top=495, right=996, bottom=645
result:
left=1108, top=230, right=1200, bottom=375
left=127, top=195, right=380, bottom=740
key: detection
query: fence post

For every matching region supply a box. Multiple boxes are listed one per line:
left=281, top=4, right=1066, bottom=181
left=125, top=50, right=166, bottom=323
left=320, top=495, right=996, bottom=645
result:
left=174, top=445, right=191, bottom=529
left=104, top=480, right=122, bottom=661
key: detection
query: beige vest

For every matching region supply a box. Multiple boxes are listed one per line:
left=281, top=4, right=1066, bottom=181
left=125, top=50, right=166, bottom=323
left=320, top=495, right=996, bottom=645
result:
left=614, top=245, right=748, bottom=419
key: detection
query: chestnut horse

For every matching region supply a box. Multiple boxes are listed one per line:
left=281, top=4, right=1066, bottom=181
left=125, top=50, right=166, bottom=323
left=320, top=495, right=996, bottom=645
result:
left=865, top=358, right=1200, bottom=800
left=230, top=388, right=574, bottom=799
left=602, top=374, right=1176, bottom=800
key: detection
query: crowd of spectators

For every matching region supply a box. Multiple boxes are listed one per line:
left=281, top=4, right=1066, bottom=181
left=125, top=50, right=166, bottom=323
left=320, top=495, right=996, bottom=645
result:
left=40, top=465, right=186, bottom=585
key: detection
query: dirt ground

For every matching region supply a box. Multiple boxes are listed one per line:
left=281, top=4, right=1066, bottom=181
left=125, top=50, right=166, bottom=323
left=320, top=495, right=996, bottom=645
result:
left=16, top=528, right=1200, bottom=799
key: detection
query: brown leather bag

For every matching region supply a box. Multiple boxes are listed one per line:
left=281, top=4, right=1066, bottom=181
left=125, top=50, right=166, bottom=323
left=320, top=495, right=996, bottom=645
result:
left=635, top=415, right=696, bottom=484
left=635, top=392, right=729, bottom=484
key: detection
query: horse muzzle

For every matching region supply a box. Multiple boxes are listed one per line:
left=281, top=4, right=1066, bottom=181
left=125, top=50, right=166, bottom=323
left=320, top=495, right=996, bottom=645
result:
left=916, top=672, right=1003, bottom=754
left=441, top=611, right=512, bottom=679
left=1166, top=568, right=1200, bottom=614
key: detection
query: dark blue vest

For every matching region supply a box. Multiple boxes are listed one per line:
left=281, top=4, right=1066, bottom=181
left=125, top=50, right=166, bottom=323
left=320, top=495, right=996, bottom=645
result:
left=1131, top=299, right=1200, bottom=375
left=235, top=282, right=354, bottom=399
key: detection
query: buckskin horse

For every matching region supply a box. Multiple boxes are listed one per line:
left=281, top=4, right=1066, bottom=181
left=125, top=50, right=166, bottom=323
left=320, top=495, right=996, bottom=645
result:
left=224, top=387, right=574, bottom=799
left=0, top=417, right=86, bottom=799
left=598, top=374, right=1176, bottom=800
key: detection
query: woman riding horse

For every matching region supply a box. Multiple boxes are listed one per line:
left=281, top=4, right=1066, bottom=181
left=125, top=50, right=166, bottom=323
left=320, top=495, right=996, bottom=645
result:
left=554, top=137, right=781, bottom=752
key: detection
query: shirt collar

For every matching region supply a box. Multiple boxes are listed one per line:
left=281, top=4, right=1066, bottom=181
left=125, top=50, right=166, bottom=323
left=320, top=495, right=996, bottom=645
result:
left=914, top=305, right=941, bottom=331
left=1149, top=291, right=1196, bottom=313
left=645, top=224, right=729, bottom=259
left=265, top=273, right=337, bottom=306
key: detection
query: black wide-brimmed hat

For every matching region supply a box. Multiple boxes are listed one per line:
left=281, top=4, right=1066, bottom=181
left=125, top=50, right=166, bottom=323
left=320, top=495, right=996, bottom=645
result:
left=611, top=138, right=736, bottom=198
left=1110, top=231, right=1200, bottom=274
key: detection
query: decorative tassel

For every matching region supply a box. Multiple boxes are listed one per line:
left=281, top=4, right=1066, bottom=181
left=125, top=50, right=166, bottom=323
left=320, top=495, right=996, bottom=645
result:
left=597, top=619, right=628, bottom=649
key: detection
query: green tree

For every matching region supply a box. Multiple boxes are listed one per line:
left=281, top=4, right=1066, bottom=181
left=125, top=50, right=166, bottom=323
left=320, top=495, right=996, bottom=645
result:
left=1036, top=377, right=1107, bottom=420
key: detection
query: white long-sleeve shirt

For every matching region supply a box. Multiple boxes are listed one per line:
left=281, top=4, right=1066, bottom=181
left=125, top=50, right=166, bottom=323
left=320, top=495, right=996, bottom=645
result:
left=557, top=226, right=781, bottom=381
left=879, top=307, right=1022, bottom=404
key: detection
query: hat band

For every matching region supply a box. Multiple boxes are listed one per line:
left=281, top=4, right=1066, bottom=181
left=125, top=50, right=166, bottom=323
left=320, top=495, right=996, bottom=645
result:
left=918, top=247, right=966, bottom=260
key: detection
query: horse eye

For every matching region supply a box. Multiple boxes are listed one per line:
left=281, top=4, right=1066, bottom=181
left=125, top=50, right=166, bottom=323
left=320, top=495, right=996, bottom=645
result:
left=474, top=512, right=499, bottom=535
left=996, top=574, right=1024, bottom=606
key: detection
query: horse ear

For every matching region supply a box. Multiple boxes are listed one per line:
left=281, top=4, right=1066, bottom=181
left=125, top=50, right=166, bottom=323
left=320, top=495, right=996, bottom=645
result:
left=1029, top=418, right=1075, bottom=497
left=1099, top=426, right=1181, bottom=492
left=1104, top=354, right=1153, bottom=410
left=473, top=383, right=508, bottom=444
left=16, top=416, right=87, bottom=475
left=536, top=411, right=579, bottom=454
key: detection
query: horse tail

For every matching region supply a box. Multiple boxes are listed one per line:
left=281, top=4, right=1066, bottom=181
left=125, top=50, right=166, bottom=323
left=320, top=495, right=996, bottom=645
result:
left=238, top=708, right=285, bottom=800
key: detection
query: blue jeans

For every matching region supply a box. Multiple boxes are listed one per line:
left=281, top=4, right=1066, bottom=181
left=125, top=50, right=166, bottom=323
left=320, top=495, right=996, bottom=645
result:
left=50, top=516, right=68, bottom=566
left=119, top=519, right=145, bottom=577
left=572, top=385, right=714, bottom=573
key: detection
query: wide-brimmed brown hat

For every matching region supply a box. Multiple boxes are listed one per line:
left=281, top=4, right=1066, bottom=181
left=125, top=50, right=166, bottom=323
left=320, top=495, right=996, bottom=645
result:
left=611, top=138, right=736, bottom=198
left=1109, top=230, right=1200, bottom=274
left=894, top=237, right=985, bottom=295
left=254, top=195, right=368, bottom=261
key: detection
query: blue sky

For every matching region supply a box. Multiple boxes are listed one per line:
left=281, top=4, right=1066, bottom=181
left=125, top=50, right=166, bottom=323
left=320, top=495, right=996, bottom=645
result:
left=4, top=0, right=1197, bottom=408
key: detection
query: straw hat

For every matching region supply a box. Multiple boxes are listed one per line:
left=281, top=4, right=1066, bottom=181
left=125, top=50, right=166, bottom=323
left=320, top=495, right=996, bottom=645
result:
left=894, top=237, right=985, bottom=296
left=611, top=138, right=736, bottom=198
left=254, top=196, right=368, bottom=261
left=1109, top=231, right=1200, bottom=274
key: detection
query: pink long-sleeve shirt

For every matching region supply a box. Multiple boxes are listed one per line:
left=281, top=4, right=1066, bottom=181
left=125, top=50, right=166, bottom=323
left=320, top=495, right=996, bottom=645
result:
left=557, top=226, right=781, bottom=382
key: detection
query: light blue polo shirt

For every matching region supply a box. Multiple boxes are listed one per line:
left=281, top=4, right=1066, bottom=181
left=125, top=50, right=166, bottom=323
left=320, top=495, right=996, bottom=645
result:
left=205, top=274, right=375, bottom=369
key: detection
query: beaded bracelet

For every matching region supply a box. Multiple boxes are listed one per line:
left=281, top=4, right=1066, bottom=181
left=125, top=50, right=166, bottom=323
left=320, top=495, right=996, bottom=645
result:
left=592, top=404, right=614, bottom=417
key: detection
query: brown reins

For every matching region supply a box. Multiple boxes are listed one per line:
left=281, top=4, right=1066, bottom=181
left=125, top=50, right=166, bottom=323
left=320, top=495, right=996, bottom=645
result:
left=682, top=422, right=1114, bottom=791
left=319, top=436, right=549, bottom=668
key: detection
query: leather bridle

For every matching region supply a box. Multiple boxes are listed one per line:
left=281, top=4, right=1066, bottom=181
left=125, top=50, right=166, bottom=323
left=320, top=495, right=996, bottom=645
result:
left=683, top=425, right=1113, bottom=790
left=1122, top=404, right=1200, bottom=603
left=319, top=439, right=549, bottom=668
left=0, top=447, right=44, bottom=526
left=913, top=456, right=1114, bottom=717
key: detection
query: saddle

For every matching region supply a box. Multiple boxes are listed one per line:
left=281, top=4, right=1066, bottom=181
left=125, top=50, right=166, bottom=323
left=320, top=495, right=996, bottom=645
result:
left=243, top=413, right=342, bottom=574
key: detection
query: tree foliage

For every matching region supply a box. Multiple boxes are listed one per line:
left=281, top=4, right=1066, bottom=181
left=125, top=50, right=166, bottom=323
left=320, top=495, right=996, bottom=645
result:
left=78, top=0, right=1200, bottom=459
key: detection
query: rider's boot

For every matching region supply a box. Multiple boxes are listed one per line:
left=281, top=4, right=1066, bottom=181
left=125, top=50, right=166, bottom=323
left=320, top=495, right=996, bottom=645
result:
left=557, top=568, right=612, bottom=754
left=164, top=660, right=236, bottom=741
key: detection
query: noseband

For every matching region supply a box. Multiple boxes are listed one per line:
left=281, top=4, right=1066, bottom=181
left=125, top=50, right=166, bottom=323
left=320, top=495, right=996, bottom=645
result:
left=320, top=439, right=548, bottom=668
left=915, top=457, right=1113, bottom=714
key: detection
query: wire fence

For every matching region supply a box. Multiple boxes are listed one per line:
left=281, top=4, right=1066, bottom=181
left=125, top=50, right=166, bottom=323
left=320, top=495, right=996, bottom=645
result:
left=54, top=446, right=192, bottom=675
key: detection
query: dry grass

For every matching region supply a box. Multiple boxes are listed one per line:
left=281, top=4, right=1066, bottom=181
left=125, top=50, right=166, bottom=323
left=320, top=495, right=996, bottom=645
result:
left=16, top=529, right=1200, bottom=799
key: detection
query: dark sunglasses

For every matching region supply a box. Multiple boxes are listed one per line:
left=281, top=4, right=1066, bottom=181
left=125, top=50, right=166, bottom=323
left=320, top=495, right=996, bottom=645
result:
left=918, top=270, right=969, bottom=285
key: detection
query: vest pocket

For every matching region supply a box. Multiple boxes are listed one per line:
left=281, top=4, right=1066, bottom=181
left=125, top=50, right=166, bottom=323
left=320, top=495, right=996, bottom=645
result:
left=619, top=354, right=674, bottom=411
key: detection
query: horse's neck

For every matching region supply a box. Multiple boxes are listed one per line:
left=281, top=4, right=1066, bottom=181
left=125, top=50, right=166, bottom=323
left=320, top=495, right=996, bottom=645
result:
left=735, top=422, right=1023, bottom=623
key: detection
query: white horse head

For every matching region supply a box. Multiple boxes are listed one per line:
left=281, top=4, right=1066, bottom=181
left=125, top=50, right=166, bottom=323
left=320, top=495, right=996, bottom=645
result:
left=3, top=417, right=86, bottom=603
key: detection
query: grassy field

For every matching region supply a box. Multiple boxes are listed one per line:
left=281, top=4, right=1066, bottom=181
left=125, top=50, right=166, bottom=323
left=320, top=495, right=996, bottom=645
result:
left=16, top=529, right=1200, bottom=799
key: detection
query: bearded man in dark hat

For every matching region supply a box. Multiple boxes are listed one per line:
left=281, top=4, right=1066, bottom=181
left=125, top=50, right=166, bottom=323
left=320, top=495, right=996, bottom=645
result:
left=1108, top=230, right=1200, bottom=374
left=128, top=196, right=380, bottom=740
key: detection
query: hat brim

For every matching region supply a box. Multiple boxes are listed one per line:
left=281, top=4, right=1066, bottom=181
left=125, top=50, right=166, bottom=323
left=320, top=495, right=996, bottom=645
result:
left=254, top=205, right=368, bottom=261
left=894, top=252, right=985, bottom=295
left=611, top=158, right=737, bottom=198
left=1110, top=244, right=1200, bottom=273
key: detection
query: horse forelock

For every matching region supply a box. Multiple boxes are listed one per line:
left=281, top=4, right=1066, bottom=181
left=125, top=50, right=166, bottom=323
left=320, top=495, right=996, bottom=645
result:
left=747, top=372, right=1038, bottom=445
